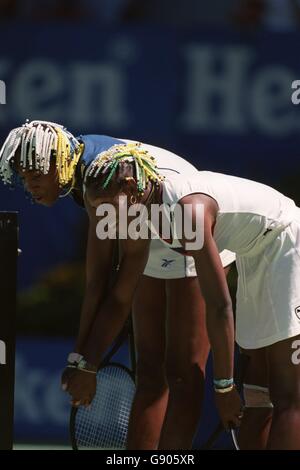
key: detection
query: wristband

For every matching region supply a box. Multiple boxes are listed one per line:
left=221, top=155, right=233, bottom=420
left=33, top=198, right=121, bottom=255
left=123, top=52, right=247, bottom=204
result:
left=213, top=378, right=234, bottom=389
left=214, top=384, right=235, bottom=394
left=67, top=352, right=83, bottom=364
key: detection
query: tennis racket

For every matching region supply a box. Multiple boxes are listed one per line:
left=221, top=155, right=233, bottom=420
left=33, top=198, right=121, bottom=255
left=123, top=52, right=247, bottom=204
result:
left=69, top=319, right=136, bottom=450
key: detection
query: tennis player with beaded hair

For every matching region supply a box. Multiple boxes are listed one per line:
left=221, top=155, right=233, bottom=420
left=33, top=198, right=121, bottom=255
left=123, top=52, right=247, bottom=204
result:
left=0, top=120, right=235, bottom=450
left=79, top=145, right=300, bottom=450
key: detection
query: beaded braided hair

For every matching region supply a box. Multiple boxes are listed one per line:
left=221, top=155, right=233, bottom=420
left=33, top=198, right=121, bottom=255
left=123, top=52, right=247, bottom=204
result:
left=84, top=142, right=164, bottom=196
left=0, top=120, right=82, bottom=190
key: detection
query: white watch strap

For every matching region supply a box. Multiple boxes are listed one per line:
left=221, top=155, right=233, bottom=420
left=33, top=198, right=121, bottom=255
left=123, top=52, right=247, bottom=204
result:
left=68, top=352, right=83, bottom=364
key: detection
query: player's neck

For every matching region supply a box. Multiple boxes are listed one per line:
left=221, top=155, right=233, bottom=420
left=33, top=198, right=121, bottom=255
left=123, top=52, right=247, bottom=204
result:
left=139, top=181, right=163, bottom=209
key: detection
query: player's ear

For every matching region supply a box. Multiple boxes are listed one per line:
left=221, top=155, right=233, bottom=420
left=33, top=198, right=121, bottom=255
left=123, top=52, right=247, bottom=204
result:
left=117, top=161, right=133, bottom=179
left=116, top=162, right=138, bottom=196
left=122, top=176, right=137, bottom=196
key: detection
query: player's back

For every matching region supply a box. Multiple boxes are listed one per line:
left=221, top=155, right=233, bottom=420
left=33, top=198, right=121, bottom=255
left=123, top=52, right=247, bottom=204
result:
left=163, top=171, right=297, bottom=256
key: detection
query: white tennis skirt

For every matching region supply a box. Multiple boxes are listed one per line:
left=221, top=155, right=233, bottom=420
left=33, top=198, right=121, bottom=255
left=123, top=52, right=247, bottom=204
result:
left=144, top=239, right=235, bottom=279
left=236, top=208, right=300, bottom=349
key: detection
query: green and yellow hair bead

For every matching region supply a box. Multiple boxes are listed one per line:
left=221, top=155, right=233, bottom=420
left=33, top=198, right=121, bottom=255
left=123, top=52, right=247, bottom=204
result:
left=85, top=142, right=164, bottom=194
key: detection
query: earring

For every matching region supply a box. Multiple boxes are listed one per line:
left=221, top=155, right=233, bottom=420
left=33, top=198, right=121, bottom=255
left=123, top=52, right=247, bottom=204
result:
left=59, top=185, right=73, bottom=198
left=130, top=195, right=137, bottom=205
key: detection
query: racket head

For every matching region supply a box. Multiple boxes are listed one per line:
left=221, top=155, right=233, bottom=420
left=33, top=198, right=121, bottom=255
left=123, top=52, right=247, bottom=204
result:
left=230, top=428, right=240, bottom=450
left=70, top=363, right=135, bottom=450
left=199, top=422, right=240, bottom=450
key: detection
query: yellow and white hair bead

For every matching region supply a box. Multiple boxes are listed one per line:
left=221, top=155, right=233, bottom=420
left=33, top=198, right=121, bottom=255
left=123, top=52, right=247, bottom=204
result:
left=0, top=120, right=82, bottom=188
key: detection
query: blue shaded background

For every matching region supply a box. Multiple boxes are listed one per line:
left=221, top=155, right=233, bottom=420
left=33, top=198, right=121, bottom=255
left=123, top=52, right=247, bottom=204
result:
left=1, top=27, right=300, bottom=287
left=1, top=25, right=300, bottom=446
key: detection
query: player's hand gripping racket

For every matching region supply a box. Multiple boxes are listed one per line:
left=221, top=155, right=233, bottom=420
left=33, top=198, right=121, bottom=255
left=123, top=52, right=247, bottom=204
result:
left=200, top=352, right=249, bottom=450
left=69, top=323, right=136, bottom=450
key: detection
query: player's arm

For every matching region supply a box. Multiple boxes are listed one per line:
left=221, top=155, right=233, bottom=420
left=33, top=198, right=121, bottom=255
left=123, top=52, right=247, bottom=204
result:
left=74, top=197, right=115, bottom=354
left=64, top=236, right=150, bottom=406
left=61, top=197, right=115, bottom=396
left=178, top=194, right=242, bottom=427
left=80, top=236, right=151, bottom=367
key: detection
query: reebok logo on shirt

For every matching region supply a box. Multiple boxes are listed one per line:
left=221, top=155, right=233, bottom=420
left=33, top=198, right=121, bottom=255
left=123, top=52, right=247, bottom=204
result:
left=161, top=259, right=175, bottom=269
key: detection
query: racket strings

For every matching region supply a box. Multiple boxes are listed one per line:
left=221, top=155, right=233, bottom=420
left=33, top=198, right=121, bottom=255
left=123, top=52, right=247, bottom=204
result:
left=76, top=387, right=128, bottom=448
left=74, top=365, right=135, bottom=449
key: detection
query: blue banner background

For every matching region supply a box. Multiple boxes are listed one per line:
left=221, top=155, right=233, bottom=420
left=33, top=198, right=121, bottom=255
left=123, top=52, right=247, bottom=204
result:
left=1, top=26, right=300, bottom=287
left=1, top=26, right=299, bottom=445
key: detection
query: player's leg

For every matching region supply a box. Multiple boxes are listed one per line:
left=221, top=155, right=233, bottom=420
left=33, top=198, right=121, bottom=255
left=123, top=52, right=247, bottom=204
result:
left=236, top=219, right=300, bottom=449
left=158, top=253, right=234, bottom=449
left=158, top=276, right=210, bottom=449
left=238, top=348, right=273, bottom=450
left=265, top=334, right=300, bottom=449
left=127, top=274, right=168, bottom=450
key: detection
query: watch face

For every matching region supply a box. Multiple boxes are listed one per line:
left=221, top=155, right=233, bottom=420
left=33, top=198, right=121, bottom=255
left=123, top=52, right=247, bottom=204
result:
left=77, top=359, right=98, bottom=373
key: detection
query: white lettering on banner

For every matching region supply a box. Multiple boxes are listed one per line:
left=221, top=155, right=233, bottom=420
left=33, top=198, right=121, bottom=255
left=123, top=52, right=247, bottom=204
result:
left=252, top=67, right=295, bottom=135
left=14, top=357, right=69, bottom=425
left=182, top=45, right=251, bottom=133
left=0, top=80, right=6, bottom=104
left=70, top=63, right=128, bottom=128
left=1, top=42, right=299, bottom=136
left=0, top=340, right=6, bottom=365
left=13, top=60, right=64, bottom=121
left=0, top=61, right=11, bottom=122
left=182, top=45, right=298, bottom=136
left=1, top=57, right=129, bottom=127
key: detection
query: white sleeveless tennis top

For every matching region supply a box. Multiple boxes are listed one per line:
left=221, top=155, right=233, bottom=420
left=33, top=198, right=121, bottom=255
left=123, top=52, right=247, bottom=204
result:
left=162, top=171, right=297, bottom=256
left=123, top=139, right=198, bottom=177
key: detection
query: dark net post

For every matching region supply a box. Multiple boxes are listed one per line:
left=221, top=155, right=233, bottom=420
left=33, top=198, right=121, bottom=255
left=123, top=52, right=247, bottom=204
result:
left=0, top=212, right=18, bottom=450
